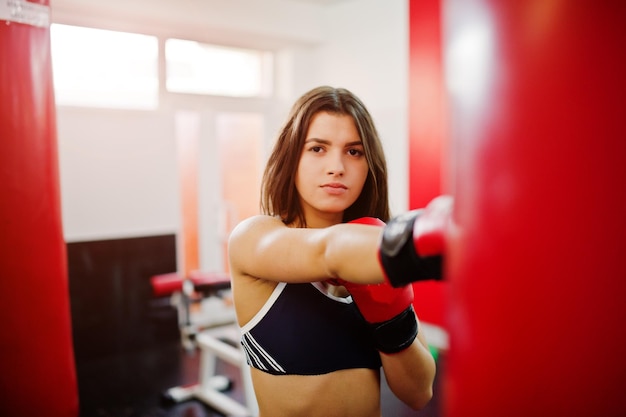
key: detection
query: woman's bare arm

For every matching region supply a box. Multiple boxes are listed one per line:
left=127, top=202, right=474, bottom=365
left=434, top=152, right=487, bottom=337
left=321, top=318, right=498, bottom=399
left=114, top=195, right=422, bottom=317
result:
left=228, top=215, right=386, bottom=284
left=380, top=323, right=436, bottom=410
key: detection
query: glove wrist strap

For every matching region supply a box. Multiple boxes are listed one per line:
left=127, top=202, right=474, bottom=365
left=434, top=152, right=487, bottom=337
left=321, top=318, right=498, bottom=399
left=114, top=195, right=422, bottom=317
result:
left=370, top=304, right=418, bottom=353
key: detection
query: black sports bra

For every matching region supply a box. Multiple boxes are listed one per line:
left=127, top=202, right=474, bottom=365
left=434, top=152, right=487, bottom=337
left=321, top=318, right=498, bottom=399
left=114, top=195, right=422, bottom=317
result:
left=240, top=282, right=382, bottom=375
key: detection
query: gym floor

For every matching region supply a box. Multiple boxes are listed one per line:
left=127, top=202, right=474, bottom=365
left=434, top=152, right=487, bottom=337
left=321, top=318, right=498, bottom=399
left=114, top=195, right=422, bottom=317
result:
left=76, top=339, right=445, bottom=417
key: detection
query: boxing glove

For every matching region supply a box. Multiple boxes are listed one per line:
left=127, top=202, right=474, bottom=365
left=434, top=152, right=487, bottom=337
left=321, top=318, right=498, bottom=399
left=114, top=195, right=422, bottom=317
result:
left=341, top=217, right=418, bottom=353
left=380, top=195, right=453, bottom=287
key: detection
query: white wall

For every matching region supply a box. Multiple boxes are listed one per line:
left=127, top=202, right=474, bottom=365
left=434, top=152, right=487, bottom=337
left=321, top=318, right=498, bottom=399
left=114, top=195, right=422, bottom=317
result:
left=56, top=108, right=179, bottom=241
left=53, top=0, right=409, bottom=256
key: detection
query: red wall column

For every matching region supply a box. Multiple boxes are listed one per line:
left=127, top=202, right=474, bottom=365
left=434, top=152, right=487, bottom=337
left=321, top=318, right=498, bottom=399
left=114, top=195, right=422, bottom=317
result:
left=0, top=1, right=79, bottom=415
left=444, top=1, right=626, bottom=416
left=408, top=0, right=448, bottom=327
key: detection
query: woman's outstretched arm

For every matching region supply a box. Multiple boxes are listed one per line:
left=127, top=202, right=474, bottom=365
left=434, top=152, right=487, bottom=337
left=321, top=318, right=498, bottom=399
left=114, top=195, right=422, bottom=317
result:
left=228, top=214, right=386, bottom=285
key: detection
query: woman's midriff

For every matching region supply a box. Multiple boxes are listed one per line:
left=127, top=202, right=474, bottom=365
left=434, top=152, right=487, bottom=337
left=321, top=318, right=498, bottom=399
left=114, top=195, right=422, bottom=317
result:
left=251, top=367, right=382, bottom=417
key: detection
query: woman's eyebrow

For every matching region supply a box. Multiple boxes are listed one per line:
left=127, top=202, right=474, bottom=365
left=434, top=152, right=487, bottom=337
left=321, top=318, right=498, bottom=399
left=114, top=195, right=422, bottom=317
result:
left=304, top=138, right=363, bottom=147
left=304, top=138, right=330, bottom=144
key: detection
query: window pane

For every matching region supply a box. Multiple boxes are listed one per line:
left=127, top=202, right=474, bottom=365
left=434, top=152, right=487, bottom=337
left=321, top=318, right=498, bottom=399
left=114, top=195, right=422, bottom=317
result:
left=166, top=39, right=273, bottom=97
left=51, top=24, right=158, bottom=109
left=216, top=112, right=264, bottom=271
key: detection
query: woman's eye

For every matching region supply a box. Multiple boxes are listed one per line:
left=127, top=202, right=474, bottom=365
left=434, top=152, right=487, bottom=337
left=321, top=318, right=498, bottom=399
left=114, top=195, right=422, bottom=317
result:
left=348, top=148, right=364, bottom=156
left=311, top=146, right=324, bottom=153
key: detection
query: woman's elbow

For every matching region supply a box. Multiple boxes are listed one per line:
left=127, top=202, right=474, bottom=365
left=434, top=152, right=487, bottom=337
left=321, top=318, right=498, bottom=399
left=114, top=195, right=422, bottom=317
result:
left=403, top=386, right=434, bottom=411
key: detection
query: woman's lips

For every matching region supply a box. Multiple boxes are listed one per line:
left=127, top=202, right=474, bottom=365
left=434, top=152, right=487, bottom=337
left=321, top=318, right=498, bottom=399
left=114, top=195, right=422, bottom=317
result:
left=321, top=183, right=347, bottom=195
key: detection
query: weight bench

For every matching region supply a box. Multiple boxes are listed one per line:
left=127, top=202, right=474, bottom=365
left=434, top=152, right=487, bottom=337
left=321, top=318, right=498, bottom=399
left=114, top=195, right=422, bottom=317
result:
left=151, top=271, right=258, bottom=415
left=164, top=325, right=258, bottom=416
left=151, top=271, right=236, bottom=350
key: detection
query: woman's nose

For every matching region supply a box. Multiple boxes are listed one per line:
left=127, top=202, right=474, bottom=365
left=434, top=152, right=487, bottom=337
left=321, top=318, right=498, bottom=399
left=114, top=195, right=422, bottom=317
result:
left=326, top=152, right=345, bottom=176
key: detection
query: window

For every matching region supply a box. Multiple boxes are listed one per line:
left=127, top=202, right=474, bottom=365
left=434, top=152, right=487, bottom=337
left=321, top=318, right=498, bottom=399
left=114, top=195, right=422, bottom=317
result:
left=51, top=24, right=159, bottom=109
left=165, top=39, right=273, bottom=97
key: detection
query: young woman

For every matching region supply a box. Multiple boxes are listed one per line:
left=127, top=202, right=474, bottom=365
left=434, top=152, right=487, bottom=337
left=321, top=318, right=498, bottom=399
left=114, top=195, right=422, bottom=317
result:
left=228, top=86, right=437, bottom=417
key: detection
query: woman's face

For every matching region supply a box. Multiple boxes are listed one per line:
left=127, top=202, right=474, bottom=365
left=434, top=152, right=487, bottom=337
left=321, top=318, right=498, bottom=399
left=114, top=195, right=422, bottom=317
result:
left=295, top=111, right=369, bottom=228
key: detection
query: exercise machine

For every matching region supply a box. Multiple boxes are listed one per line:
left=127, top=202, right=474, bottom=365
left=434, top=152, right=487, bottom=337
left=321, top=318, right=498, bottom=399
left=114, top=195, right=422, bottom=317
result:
left=151, top=270, right=236, bottom=350
left=151, top=271, right=258, bottom=416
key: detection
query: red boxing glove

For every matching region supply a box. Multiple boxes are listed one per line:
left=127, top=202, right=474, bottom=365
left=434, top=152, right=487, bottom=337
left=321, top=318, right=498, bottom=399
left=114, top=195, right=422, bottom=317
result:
left=413, top=195, right=453, bottom=256
left=379, top=195, right=453, bottom=287
left=341, top=217, right=418, bottom=353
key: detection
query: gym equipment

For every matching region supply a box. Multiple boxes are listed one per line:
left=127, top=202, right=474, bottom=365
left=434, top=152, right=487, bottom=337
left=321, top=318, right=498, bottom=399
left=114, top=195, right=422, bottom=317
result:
left=151, top=271, right=236, bottom=350
left=442, top=1, right=626, bottom=416
left=0, top=1, right=78, bottom=415
left=164, top=325, right=258, bottom=416
left=151, top=271, right=258, bottom=416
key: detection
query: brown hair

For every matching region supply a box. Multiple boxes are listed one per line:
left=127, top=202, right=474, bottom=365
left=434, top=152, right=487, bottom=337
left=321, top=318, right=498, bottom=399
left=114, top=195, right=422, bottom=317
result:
left=261, top=86, right=390, bottom=226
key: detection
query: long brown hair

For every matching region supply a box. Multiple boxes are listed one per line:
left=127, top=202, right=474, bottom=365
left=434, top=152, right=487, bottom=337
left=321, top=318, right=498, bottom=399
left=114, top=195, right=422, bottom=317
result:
left=261, top=86, right=390, bottom=226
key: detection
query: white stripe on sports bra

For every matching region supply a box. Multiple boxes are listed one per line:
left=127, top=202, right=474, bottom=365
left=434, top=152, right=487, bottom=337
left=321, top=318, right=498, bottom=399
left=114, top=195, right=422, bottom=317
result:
left=240, top=282, right=287, bottom=334
left=242, top=332, right=286, bottom=373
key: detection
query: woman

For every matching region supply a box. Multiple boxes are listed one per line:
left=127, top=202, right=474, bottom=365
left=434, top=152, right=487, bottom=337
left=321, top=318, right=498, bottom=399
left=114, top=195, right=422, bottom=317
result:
left=228, top=86, right=436, bottom=416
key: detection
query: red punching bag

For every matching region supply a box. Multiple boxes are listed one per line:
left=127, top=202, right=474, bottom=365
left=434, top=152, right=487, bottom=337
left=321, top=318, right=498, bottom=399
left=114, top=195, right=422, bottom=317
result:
left=444, top=1, right=626, bottom=416
left=0, top=1, right=78, bottom=416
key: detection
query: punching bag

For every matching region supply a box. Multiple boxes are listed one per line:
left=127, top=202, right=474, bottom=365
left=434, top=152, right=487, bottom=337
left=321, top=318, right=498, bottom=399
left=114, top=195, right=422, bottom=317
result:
left=444, top=1, right=626, bottom=416
left=0, top=1, right=79, bottom=416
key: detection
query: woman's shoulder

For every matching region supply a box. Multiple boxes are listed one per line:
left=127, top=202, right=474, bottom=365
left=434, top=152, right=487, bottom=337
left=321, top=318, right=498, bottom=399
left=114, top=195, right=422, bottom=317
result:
left=232, top=214, right=284, bottom=234
left=229, top=215, right=284, bottom=246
